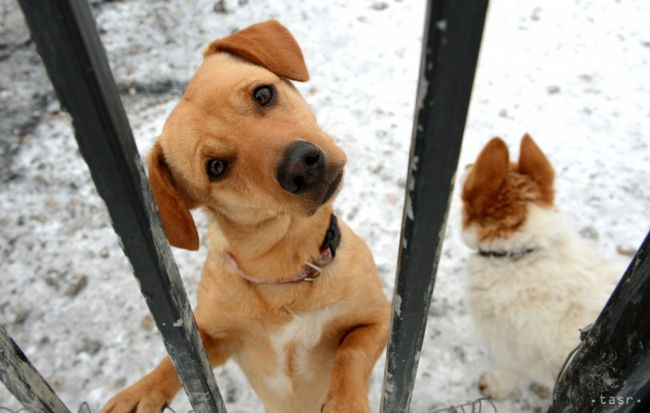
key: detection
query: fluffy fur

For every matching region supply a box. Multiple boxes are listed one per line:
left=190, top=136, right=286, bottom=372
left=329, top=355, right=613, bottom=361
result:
left=461, top=135, right=623, bottom=399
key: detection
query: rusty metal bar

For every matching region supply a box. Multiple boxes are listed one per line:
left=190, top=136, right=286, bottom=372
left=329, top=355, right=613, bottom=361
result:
left=549, top=231, right=650, bottom=413
left=380, top=0, right=488, bottom=411
left=0, top=325, right=70, bottom=413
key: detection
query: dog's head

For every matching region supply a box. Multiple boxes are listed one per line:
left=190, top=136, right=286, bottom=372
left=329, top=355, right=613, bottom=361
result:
left=147, top=20, right=347, bottom=250
left=461, top=134, right=555, bottom=244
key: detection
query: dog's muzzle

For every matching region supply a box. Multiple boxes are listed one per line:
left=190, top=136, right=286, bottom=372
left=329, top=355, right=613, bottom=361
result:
left=277, top=141, right=324, bottom=194
left=276, top=141, right=342, bottom=204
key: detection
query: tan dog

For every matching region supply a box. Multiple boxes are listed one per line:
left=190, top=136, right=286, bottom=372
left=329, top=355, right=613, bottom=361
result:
left=101, top=20, right=390, bottom=413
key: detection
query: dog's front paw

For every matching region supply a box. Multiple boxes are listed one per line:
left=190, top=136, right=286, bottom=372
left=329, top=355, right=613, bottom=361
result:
left=100, top=383, right=173, bottom=413
left=321, top=396, right=371, bottom=413
left=479, top=370, right=518, bottom=400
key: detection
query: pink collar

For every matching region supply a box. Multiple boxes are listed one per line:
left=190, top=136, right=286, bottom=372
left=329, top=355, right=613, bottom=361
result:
left=225, top=247, right=334, bottom=285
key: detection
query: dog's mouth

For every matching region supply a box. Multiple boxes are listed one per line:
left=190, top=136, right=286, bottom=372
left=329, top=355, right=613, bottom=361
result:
left=320, top=171, right=343, bottom=205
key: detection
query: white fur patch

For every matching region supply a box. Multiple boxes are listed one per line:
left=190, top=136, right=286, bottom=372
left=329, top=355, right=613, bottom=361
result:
left=265, top=374, right=293, bottom=396
left=266, top=305, right=339, bottom=394
left=464, top=205, right=624, bottom=386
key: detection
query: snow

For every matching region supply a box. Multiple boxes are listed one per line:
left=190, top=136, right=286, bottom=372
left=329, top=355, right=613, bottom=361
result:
left=1, top=0, right=649, bottom=412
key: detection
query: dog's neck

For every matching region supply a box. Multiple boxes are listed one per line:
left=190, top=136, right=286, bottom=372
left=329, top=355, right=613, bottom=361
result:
left=208, top=206, right=334, bottom=282
left=477, top=246, right=539, bottom=260
left=466, top=205, right=574, bottom=262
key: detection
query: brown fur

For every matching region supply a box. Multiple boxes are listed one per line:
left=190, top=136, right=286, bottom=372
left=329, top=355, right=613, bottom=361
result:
left=101, top=20, right=389, bottom=413
left=204, top=19, right=309, bottom=81
left=147, top=141, right=199, bottom=250
left=461, top=135, right=555, bottom=241
left=518, top=133, right=555, bottom=205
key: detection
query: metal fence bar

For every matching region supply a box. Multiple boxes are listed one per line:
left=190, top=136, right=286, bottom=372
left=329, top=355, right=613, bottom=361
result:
left=380, top=1, right=488, bottom=412
left=548, top=230, right=650, bottom=413
left=0, top=326, right=70, bottom=413
left=16, top=1, right=226, bottom=412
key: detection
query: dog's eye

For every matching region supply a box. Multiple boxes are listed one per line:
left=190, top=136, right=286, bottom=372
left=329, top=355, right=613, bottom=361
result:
left=206, top=159, right=229, bottom=180
left=253, top=85, right=275, bottom=108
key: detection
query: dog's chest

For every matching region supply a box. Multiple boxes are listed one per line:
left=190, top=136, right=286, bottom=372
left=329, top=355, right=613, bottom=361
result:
left=265, top=305, right=340, bottom=395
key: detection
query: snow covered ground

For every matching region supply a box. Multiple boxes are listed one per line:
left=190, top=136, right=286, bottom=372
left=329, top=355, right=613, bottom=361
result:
left=1, top=0, right=648, bottom=412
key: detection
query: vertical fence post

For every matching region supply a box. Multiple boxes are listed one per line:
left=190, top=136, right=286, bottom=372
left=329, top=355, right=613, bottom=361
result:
left=16, top=1, right=226, bottom=411
left=548, top=230, right=650, bottom=413
left=0, top=326, right=70, bottom=413
left=380, top=1, right=488, bottom=412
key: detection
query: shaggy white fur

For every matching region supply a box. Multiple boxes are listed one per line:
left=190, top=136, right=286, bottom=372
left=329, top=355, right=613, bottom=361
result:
left=463, top=204, right=624, bottom=399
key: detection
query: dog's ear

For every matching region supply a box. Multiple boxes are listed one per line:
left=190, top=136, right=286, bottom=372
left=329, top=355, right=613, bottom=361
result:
left=204, top=20, right=309, bottom=82
left=147, top=141, right=200, bottom=251
left=518, top=134, right=554, bottom=204
left=462, top=137, right=510, bottom=208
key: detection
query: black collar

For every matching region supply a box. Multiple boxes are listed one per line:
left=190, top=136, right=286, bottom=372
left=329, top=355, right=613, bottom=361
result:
left=478, top=247, right=538, bottom=260
left=319, top=214, right=341, bottom=257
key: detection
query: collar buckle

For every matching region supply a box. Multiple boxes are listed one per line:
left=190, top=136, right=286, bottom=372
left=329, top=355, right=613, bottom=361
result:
left=303, top=262, right=322, bottom=281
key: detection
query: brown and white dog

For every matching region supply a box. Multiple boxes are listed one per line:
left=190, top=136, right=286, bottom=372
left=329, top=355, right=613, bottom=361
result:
left=101, top=20, right=390, bottom=413
left=461, top=135, right=622, bottom=400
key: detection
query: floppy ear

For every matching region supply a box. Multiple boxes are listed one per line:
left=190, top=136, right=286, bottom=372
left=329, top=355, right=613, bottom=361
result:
left=462, top=137, right=510, bottom=208
left=518, top=134, right=555, bottom=204
left=204, top=19, right=309, bottom=82
left=147, top=141, right=200, bottom=251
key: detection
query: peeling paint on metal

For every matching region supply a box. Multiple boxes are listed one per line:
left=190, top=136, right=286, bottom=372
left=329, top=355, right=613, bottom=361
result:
left=393, top=294, right=402, bottom=318
left=416, top=76, right=429, bottom=113
left=406, top=195, right=414, bottom=221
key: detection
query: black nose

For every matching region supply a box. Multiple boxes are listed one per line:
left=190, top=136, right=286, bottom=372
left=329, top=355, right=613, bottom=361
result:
left=277, top=141, right=325, bottom=194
